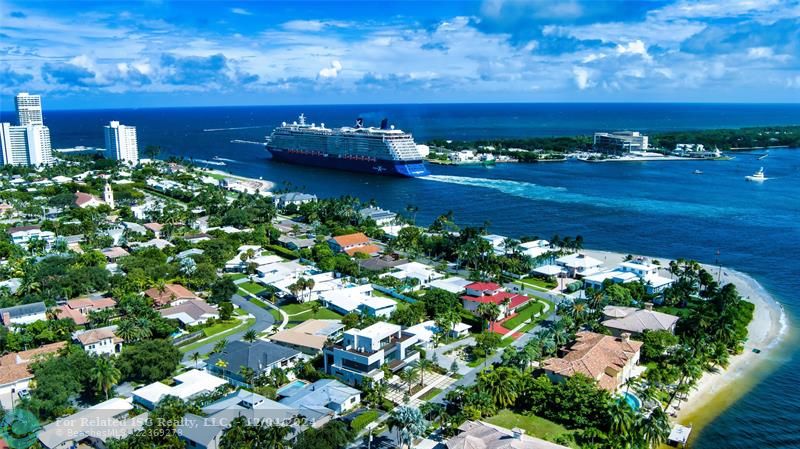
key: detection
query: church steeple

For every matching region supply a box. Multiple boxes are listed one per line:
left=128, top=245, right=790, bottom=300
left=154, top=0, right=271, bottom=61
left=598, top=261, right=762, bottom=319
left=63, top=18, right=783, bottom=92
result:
left=103, top=182, right=115, bottom=209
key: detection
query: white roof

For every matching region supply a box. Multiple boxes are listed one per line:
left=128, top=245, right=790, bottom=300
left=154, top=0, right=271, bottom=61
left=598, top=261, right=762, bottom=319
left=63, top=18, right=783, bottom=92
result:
left=352, top=321, right=401, bottom=340
left=532, top=264, right=563, bottom=276
left=323, top=286, right=395, bottom=314
left=520, top=240, right=549, bottom=249
left=404, top=320, right=438, bottom=342
left=133, top=369, right=227, bottom=405
left=251, top=254, right=283, bottom=266
left=556, top=253, right=603, bottom=268
left=132, top=381, right=173, bottom=404
left=429, top=276, right=472, bottom=293
left=37, top=398, right=148, bottom=449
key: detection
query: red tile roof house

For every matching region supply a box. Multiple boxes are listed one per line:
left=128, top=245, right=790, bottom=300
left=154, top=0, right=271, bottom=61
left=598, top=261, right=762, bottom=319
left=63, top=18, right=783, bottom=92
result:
left=56, top=297, right=117, bottom=326
left=144, top=222, right=164, bottom=238
left=73, top=191, right=105, bottom=209
left=145, top=284, right=200, bottom=308
left=461, top=282, right=532, bottom=322
left=542, top=331, right=643, bottom=392
left=328, top=232, right=381, bottom=257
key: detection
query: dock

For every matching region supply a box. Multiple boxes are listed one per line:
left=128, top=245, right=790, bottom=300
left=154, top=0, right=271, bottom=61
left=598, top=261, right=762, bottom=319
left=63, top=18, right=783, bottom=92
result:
left=667, top=424, right=692, bottom=447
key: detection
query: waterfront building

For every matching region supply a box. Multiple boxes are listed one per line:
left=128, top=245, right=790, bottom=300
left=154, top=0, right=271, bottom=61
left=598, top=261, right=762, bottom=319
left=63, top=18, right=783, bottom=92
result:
left=601, top=304, right=680, bottom=336
left=323, top=321, right=421, bottom=385
left=542, top=331, right=642, bottom=392
left=15, top=92, right=43, bottom=126
left=673, top=143, right=722, bottom=158
left=104, top=120, right=139, bottom=164
left=555, top=253, right=604, bottom=277
left=0, top=122, right=54, bottom=166
left=583, top=259, right=674, bottom=294
left=593, top=131, right=649, bottom=154
left=359, top=206, right=397, bottom=225
left=447, top=421, right=570, bottom=449
left=328, top=232, right=381, bottom=256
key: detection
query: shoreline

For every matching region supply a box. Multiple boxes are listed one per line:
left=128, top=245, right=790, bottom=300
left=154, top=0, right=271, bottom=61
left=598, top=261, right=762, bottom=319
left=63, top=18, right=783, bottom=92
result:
left=580, top=250, right=789, bottom=441
left=202, top=167, right=276, bottom=192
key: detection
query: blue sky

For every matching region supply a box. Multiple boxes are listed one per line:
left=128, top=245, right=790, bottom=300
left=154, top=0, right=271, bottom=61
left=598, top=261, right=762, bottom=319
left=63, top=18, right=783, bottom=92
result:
left=1, top=0, right=799, bottom=109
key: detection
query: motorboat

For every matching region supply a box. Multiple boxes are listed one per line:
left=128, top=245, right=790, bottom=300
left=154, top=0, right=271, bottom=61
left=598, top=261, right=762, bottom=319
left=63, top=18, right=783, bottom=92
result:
left=693, top=170, right=703, bottom=175
left=745, top=167, right=767, bottom=182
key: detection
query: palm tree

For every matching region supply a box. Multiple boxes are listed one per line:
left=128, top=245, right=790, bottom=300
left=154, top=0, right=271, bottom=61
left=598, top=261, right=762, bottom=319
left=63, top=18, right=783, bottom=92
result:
left=637, top=407, right=671, bottom=449
left=609, top=400, right=636, bottom=438
left=91, top=356, right=121, bottom=400
left=304, top=278, right=315, bottom=301
left=191, top=352, right=201, bottom=369
left=398, top=366, right=419, bottom=396
left=243, top=329, right=258, bottom=343
left=387, top=406, right=428, bottom=449
left=477, top=367, right=518, bottom=408
left=213, top=338, right=229, bottom=355
left=476, top=302, right=501, bottom=332
left=415, top=358, right=434, bottom=387
left=310, top=301, right=321, bottom=317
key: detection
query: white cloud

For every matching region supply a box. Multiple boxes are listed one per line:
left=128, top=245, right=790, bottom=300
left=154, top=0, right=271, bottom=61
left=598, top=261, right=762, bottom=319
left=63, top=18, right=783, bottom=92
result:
left=572, top=66, right=593, bottom=90
left=231, top=8, right=252, bottom=16
left=615, top=40, right=651, bottom=61
left=318, top=60, right=343, bottom=78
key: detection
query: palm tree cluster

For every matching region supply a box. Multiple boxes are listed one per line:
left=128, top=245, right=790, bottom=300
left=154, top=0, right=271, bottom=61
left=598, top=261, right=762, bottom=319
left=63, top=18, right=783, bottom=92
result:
left=219, top=416, right=293, bottom=449
left=287, top=277, right=316, bottom=302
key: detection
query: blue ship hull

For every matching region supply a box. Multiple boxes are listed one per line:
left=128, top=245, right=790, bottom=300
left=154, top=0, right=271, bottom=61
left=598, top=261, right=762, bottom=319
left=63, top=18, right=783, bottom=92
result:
left=267, top=149, right=429, bottom=177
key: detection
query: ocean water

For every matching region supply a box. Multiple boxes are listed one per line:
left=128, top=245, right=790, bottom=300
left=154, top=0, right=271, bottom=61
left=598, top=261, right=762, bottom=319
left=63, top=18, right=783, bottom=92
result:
left=5, top=103, right=800, bottom=447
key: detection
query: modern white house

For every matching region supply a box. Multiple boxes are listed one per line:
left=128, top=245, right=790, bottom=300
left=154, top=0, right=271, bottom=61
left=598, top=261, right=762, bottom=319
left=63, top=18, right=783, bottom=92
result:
left=132, top=369, right=228, bottom=410
left=555, top=253, right=604, bottom=277
left=320, top=284, right=397, bottom=317
left=404, top=320, right=471, bottom=348
left=7, top=225, right=56, bottom=248
left=323, top=321, right=421, bottom=385
left=278, top=378, right=361, bottom=415
left=583, top=259, right=674, bottom=295
left=428, top=276, right=472, bottom=294
left=384, top=261, right=445, bottom=289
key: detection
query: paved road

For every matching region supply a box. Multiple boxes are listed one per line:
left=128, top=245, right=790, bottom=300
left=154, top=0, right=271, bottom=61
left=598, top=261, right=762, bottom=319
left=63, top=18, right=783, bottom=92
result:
left=180, top=294, right=274, bottom=361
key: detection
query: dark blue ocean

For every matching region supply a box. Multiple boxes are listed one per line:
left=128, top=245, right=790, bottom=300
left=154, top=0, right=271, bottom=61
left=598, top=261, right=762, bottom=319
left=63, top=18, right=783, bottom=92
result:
left=4, top=103, right=799, bottom=448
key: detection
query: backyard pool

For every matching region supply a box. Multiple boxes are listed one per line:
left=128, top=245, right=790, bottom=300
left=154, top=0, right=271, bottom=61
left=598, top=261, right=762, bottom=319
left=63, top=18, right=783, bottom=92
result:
left=276, top=379, right=308, bottom=397
left=621, top=391, right=642, bottom=411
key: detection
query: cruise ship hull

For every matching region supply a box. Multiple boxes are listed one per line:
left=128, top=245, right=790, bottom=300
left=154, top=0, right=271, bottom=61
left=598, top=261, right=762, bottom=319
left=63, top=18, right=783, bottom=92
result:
left=267, top=148, right=429, bottom=177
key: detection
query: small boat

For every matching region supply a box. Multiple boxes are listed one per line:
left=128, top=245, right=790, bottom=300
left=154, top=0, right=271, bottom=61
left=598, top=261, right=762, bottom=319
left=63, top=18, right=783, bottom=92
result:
left=745, top=167, right=767, bottom=182
left=693, top=170, right=703, bottom=175
left=757, top=153, right=769, bottom=160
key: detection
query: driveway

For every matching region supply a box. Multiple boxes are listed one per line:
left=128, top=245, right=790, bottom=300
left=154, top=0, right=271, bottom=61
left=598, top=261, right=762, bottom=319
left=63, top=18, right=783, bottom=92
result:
left=180, top=294, right=274, bottom=361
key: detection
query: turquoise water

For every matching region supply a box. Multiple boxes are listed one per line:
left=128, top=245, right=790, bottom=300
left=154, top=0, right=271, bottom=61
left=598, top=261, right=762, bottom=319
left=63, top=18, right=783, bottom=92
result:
left=24, top=104, right=800, bottom=448
left=622, top=391, right=642, bottom=411
left=276, top=379, right=308, bottom=397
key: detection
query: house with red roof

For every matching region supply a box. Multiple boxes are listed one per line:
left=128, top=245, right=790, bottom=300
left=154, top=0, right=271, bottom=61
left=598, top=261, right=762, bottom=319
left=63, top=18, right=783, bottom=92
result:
left=461, top=281, right=532, bottom=320
left=328, top=232, right=381, bottom=257
left=74, top=191, right=105, bottom=209
left=56, top=296, right=117, bottom=326
left=145, top=284, right=199, bottom=307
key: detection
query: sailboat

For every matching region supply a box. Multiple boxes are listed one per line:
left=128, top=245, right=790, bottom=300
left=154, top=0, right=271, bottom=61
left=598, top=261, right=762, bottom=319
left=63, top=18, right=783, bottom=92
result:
left=745, top=167, right=767, bottom=182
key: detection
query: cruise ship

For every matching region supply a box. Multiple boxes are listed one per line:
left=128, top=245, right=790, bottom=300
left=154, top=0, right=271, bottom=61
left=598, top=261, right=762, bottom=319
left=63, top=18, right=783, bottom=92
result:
left=265, top=114, right=429, bottom=177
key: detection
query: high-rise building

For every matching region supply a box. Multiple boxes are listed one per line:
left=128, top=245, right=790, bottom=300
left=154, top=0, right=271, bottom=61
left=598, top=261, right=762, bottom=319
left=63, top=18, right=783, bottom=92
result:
left=0, top=122, right=54, bottom=166
left=593, top=131, right=649, bottom=154
left=104, top=121, right=139, bottom=165
left=15, top=92, right=43, bottom=126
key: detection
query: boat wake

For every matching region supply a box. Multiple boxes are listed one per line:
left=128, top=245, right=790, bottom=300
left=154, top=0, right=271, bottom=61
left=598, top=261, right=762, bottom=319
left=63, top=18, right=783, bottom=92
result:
left=422, top=174, right=746, bottom=219
left=213, top=157, right=238, bottom=163
left=203, top=125, right=267, bottom=132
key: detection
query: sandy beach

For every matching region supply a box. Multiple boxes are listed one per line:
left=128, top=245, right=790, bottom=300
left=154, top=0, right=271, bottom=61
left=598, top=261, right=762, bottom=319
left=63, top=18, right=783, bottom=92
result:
left=204, top=167, right=276, bottom=192
left=580, top=249, right=789, bottom=433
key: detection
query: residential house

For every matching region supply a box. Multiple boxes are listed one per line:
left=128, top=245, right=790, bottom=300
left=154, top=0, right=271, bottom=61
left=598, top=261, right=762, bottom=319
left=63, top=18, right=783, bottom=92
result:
left=404, top=320, right=471, bottom=349
left=37, top=397, right=149, bottom=449
left=207, top=341, right=302, bottom=387
left=0, top=302, right=46, bottom=327
left=277, top=235, right=316, bottom=250
left=273, top=218, right=311, bottom=235
left=323, top=321, right=421, bottom=385
left=183, top=232, right=212, bottom=244
left=542, top=331, right=642, bottom=392
left=101, top=246, right=130, bottom=263
left=7, top=225, right=55, bottom=247
left=0, top=342, right=65, bottom=398
left=520, top=239, right=551, bottom=259
left=555, top=253, right=604, bottom=278
left=159, top=299, right=219, bottom=327
left=279, top=378, right=361, bottom=414
left=447, top=421, right=570, bottom=449
left=144, top=283, right=199, bottom=307
left=74, top=191, right=105, bottom=208
left=358, top=207, right=396, bottom=225
left=56, top=296, right=117, bottom=326
left=269, top=319, right=345, bottom=355
left=583, top=259, right=674, bottom=295
left=481, top=234, right=508, bottom=255
left=328, top=232, right=381, bottom=257
left=132, top=369, right=228, bottom=410
left=138, top=238, right=173, bottom=250
left=143, top=222, right=163, bottom=237
left=461, top=282, right=531, bottom=320
left=177, top=390, right=305, bottom=449
left=601, top=304, right=679, bottom=337
left=428, top=276, right=472, bottom=294
left=320, top=284, right=396, bottom=318
left=273, top=192, right=317, bottom=207
left=73, top=325, right=123, bottom=356
left=256, top=260, right=305, bottom=284
left=384, top=261, right=444, bottom=289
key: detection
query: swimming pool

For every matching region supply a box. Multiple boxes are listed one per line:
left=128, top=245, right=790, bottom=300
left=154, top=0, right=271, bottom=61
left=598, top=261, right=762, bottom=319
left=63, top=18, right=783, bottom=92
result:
left=621, top=391, right=642, bottom=411
left=276, top=379, right=308, bottom=397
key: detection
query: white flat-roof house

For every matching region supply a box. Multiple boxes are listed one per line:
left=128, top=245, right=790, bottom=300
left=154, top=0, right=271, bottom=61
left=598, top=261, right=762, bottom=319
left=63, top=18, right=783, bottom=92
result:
left=584, top=259, right=674, bottom=295
left=7, top=225, right=55, bottom=248
left=38, top=398, right=149, bottom=449
left=555, top=253, right=604, bottom=278
left=323, top=321, right=421, bottom=385
left=384, top=261, right=445, bottom=289
left=132, top=369, right=228, bottom=410
left=320, top=284, right=397, bottom=317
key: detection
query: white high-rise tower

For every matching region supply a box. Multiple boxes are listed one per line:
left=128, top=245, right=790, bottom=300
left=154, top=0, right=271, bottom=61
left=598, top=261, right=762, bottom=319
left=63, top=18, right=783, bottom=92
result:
left=0, top=122, right=54, bottom=166
left=103, top=182, right=115, bottom=209
left=15, top=92, right=43, bottom=126
left=104, top=121, right=139, bottom=165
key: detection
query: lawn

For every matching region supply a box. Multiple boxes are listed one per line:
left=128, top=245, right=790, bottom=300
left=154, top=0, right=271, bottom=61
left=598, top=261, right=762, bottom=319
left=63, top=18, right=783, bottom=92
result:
left=285, top=308, right=344, bottom=328
left=485, top=409, right=574, bottom=443
left=502, top=300, right=549, bottom=330
left=419, top=388, right=442, bottom=401
left=279, top=301, right=316, bottom=315
left=226, top=273, right=248, bottom=281
left=239, top=282, right=266, bottom=295
left=179, top=318, right=256, bottom=354
left=202, top=319, right=240, bottom=337
left=519, top=276, right=558, bottom=290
